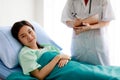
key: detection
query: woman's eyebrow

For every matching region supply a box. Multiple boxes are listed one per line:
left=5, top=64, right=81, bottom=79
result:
left=19, top=33, right=25, bottom=37
left=28, top=29, right=32, bottom=32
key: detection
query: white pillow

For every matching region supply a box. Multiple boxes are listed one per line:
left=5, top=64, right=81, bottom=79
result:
left=0, top=21, right=62, bottom=68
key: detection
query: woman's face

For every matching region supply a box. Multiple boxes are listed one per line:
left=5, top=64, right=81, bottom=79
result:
left=18, top=25, right=37, bottom=48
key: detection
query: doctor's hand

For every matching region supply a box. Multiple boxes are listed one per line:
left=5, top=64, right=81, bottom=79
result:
left=73, top=18, right=82, bottom=27
left=73, top=23, right=91, bottom=35
left=66, top=18, right=82, bottom=28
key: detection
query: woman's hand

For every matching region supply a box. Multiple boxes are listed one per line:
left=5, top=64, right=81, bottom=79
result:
left=58, top=54, right=71, bottom=60
left=56, top=54, right=71, bottom=67
left=58, top=59, right=69, bottom=67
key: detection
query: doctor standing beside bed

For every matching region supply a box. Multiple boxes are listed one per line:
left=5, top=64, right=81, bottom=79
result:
left=61, top=0, right=115, bottom=65
left=6, top=20, right=120, bottom=80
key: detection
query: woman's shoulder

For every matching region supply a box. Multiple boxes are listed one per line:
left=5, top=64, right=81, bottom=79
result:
left=19, top=46, right=34, bottom=56
left=20, top=46, right=32, bottom=52
left=19, top=46, right=38, bottom=60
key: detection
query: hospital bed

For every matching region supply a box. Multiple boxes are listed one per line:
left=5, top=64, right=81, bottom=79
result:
left=1, top=21, right=120, bottom=80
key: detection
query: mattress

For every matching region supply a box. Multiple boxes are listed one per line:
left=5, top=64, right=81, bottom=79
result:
left=0, top=60, right=22, bottom=79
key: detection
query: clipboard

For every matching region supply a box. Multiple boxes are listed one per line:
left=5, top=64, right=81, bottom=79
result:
left=81, top=14, right=99, bottom=25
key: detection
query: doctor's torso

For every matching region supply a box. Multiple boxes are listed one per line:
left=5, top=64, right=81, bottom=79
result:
left=68, top=0, right=105, bottom=20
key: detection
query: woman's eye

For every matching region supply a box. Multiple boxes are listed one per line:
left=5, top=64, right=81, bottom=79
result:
left=28, top=30, right=32, bottom=34
left=21, top=36, right=25, bottom=38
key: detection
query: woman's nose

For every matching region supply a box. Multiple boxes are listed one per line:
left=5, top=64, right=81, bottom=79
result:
left=27, top=34, right=33, bottom=40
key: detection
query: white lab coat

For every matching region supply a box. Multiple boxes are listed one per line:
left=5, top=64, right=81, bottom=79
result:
left=61, top=0, right=114, bottom=65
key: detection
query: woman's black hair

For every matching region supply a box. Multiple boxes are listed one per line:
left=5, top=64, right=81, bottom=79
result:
left=11, top=20, right=43, bottom=48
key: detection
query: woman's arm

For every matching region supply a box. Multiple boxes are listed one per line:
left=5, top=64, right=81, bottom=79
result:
left=30, top=55, right=61, bottom=80
left=30, top=54, right=71, bottom=80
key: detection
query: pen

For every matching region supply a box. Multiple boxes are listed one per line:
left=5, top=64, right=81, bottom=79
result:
left=72, top=12, right=79, bottom=19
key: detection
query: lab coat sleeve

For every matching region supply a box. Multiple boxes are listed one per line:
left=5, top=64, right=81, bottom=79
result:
left=101, top=0, right=115, bottom=21
left=61, top=0, right=74, bottom=24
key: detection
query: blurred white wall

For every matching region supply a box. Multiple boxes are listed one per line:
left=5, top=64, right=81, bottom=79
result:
left=44, top=0, right=72, bottom=55
left=34, top=0, right=44, bottom=27
left=0, top=0, right=43, bottom=26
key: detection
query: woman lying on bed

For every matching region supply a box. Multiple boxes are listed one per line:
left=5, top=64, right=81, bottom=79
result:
left=8, top=20, right=120, bottom=80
